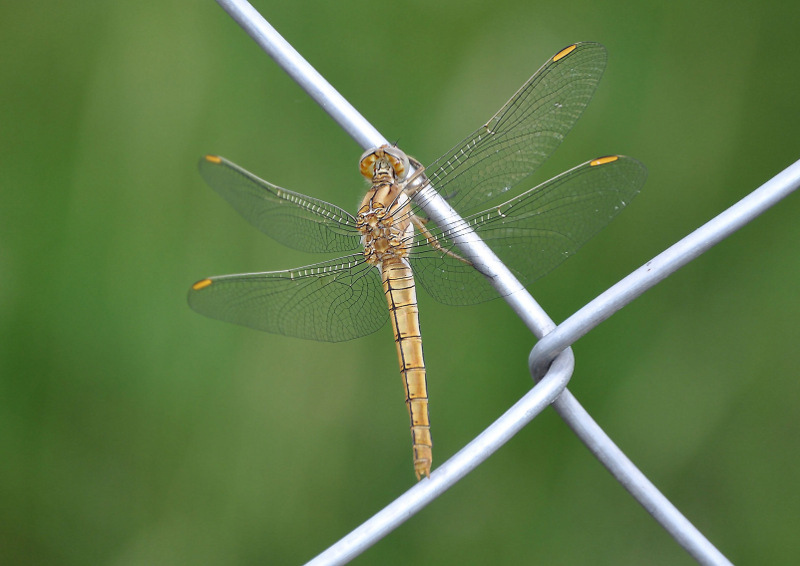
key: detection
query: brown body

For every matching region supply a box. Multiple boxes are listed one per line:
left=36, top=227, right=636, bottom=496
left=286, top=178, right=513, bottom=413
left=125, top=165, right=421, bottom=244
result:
left=357, top=147, right=432, bottom=479
left=190, top=43, right=644, bottom=483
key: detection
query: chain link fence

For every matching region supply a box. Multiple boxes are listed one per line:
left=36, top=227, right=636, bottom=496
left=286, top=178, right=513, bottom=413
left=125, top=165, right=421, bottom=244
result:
left=212, top=2, right=800, bottom=564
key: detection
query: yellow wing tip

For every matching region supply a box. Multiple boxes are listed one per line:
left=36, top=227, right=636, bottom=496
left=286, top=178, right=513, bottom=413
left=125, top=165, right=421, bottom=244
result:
left=590, top=155, right=619, bottom=167
left=192, top=278, right=213, bottom=291
left=553, top=43, right=578, bottom=62
left=203, top=155, right=222, bottom=164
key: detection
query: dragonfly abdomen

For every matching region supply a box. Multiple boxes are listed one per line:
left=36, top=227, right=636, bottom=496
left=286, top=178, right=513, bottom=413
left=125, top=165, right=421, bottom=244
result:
left=382, top=258, right=432, bottom=479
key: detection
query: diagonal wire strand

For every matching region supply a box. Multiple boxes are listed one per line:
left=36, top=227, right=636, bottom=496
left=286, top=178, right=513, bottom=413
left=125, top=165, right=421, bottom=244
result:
left=204, top=2, right=800, bottom=565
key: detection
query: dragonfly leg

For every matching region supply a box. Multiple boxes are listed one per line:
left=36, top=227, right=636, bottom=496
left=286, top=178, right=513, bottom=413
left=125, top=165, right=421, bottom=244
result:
left=406, top=155, right=425, bottom=181
left=400, top=156, right=429, bottom=198
left=411, top=215, right=473, bottom=266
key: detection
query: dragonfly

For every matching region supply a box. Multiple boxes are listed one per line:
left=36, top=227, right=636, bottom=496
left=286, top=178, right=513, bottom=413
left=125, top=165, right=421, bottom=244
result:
left=188, top=42, right=647, bottom=480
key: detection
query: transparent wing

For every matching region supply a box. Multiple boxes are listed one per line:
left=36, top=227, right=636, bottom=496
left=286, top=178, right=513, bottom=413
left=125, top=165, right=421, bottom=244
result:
left=422, top=42, right=607, bottom=216
left=410, top=156, right=647, bottom=305
left=188, top=255, right=386, bottom=342
left=198, top=155, right=361, bottom=254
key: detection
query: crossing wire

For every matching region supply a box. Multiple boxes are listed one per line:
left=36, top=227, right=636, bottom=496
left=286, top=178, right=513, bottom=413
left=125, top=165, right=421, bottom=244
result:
left=212, top=1, right=800, bottom=564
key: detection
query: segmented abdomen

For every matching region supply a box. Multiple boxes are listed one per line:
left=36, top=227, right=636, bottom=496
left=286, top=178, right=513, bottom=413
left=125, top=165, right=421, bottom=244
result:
left=381, top=258, right=431, bottom=479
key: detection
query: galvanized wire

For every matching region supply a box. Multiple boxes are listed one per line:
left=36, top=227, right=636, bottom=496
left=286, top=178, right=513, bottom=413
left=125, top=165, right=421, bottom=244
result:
left=204, top=2, right=800, bottom=565
left=530, top=158, right=800, bottom=375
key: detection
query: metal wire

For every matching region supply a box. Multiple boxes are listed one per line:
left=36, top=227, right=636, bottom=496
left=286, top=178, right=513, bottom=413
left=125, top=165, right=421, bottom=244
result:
left=530, top=159, right=800, bottom=565
left=212, top=0, right=385, bottom=150
left=306, top=349, right=575, bottom=566
left=207, top=1, right=800, bottom=565
left=530, top=159, right=800, bottom=375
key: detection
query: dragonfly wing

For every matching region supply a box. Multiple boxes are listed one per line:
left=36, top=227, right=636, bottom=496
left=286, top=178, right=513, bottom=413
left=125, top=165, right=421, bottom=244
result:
left=188, top=254, right=386, bottom=342
left=419, top=42, right=607, bottom=216
left=199, top=155, right=361, bottom=254
left=409, top=241, right=497, bottom=306
left=411, top=156, right=647, bottom=305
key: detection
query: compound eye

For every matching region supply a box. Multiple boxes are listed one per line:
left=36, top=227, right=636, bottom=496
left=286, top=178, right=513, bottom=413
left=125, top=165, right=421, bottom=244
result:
left=358, top=149, right=379, bottom=179
left=359, top=145, right=411, bottom=180
left=382, top=146, right=410, bottom=180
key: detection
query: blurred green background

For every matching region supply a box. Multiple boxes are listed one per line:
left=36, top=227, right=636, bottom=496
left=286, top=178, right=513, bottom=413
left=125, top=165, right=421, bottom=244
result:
left=2, top=0, right=799, bottom=564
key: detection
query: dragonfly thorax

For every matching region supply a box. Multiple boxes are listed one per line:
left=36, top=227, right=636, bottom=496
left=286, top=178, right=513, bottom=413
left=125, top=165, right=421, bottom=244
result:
left=357, top=180, right=412, bottom=267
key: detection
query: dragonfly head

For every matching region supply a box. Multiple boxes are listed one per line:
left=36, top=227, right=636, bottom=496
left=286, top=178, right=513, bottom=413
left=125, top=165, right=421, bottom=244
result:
left=359, top=145, right=409, bottom=182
